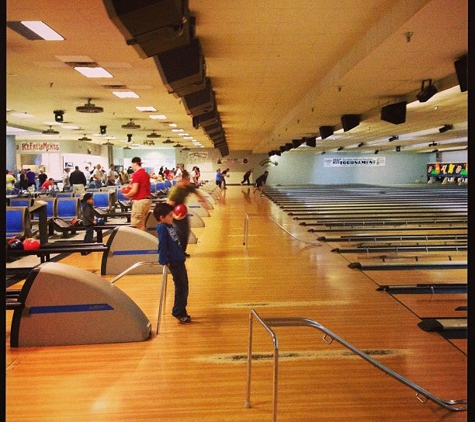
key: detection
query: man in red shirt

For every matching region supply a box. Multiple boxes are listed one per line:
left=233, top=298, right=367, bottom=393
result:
left=122, top=157, right=151, bottom=231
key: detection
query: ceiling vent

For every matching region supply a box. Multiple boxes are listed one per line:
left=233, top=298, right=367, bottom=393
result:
left=122, top=119, right=141, bottom=129
left=147, top=130, right=161, bottom=138
left=42, top=126, right=59, bottom=135
left=76, top=99, right=104, bottom=113
left=78, top=134, right=92, bottom=141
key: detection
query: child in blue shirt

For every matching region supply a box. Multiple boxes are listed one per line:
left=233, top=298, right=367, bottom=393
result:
left=153, top=202, right=191, bottom=324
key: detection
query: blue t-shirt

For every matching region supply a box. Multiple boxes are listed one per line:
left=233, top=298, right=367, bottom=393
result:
left=157, top=223, right=185, bottom=265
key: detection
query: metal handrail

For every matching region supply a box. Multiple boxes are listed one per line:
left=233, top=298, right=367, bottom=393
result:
left=246, top=310, right=466, bottom=422
left=243, top=213, right=249, bottom=246
left=107, top=261, right=168, bottom=334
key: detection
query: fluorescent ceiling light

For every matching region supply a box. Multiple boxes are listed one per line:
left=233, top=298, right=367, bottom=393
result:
left=149, top=114, right=167, bottom=120
left=172, top=129, right=183, bottom=133
left=61, top=125, right=80, bottom=130
left=10, top=112, right=35, bottom=118
left=136, top=106, right=156, bottom=112
left=18, top=21, right=64, bottom=40
left=74, top=67, right=113, bottom=78
left=178, top=133, right=189, bottom=136
left=169, top=123, right=177, bottom=127
left=112, top=91, right=139, bottom=98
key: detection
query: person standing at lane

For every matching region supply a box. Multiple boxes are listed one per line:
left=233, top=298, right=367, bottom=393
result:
left=254, top=170, right=269, bottom=194
left=167, top=170, right=210, bottom=257
left=241, top=169, right=252, bottom=185
left=154, top=202, right=192, bottom=324
left=122, top=157, right=152, bottom=231
left=215, top=168, right=223, bottom=188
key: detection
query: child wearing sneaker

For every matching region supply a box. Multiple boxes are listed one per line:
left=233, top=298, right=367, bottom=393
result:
left=153, top=202, right=191, bottom=324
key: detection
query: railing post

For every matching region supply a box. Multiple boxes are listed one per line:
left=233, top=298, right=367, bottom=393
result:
left=243, top=213, right=249, bottom=246
left=156, top=265, right=168, bottom=334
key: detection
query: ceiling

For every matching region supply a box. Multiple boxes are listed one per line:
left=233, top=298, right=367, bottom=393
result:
left=6, top=0, right=468, bottom=156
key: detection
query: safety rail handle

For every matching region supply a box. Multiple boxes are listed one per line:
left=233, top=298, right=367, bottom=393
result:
left=246, top=310, right=466, bottom=422
left=109, top=261, right=162, bottom=284
left=107, top=261, right=168, bottom=334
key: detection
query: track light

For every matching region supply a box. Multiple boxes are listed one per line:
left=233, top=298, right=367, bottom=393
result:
left=127, top=134, right=133, bottom=143
left=439, top=124, right=453, bottom=133
left=416, top=79, right=438, bottom=102
left=357, top=142, right=365, bottom=148
left=100, top=125, right=107, bottom=135
left=321, top=151, right=326, bottom=155
left=388, top=135, right=398, bottom=142
left=337, top=146, right=344, bottom=151
left=396, top=146, right=401, bottom=152
left=429, top=142, right=437, bottom=147
left=374, top=150, right=379, bottom=154
left=54, top=110, right=64, bottom=122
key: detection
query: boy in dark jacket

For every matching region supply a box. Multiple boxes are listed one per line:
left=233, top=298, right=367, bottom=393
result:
left=81, top=193, right=96, bottom=255
left=153, top=202, right=191, bottom=324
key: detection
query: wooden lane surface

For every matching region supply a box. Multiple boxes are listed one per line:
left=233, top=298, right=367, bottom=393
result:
left=5, top=186, right=467, bottom=422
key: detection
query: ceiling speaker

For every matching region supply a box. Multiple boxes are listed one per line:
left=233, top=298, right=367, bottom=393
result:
left=306, top=137, right=317, bottom=147
left=381, top=101, right=407, bottom=125
left=154, top=37, right=205, bottom=93
left=102, top=0, right=187, bottom=46
left=126, top=12, right=195, bottom=58
left=197, top=108, right=219, bottom=127
left=416, top=80, right=438, bottom=102
left=341, top=114, right=360, bottom=132
left=182, top=78, right=215, bottom=116
left=292, top=139, right=303, bottom=148
left=454, top=54, right=467, bottom=92
left=319, top=126, right=334, bottom=139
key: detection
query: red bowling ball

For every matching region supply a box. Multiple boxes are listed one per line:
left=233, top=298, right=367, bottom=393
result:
left=22, top=238, right=41, bottom=250
left=173, top=204, right=188, bottom=220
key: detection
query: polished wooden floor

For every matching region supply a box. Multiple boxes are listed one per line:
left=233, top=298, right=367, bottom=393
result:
left=6, top=185, right=467, bottom=421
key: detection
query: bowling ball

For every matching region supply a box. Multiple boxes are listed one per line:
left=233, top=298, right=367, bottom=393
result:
left=71, top=218, right=83, bottom=227
left=96, top=217, right=105, bottom=225
left=23, top=238, right=41, bottom=250
left=174, top=204, right=188, bottom=220
left=121, top=185, right=132, bottom=194
left=7, top=238, right=24, bottom=250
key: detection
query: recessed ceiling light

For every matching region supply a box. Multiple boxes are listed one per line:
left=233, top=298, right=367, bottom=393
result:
left=6, top=21, right=64, bottom=40
left=112, top=91, right=139, bottom=98
left=74, top=67, right=113, bottom=78
left=11, top=112, right=35, bottom=118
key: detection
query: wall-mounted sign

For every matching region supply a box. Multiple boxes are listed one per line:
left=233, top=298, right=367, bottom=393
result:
left=20, top=142, right=60, bottom=152
left=324, top=157, right=386, bottom=167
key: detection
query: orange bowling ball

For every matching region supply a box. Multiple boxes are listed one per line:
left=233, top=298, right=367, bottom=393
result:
left=121, top=185, right=132, bottom=194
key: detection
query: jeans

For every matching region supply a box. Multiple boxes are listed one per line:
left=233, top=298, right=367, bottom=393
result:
left=173, top=217, right=190, bottom=253
left=168, top=261, right=189, bottom=318
left=84, top=225, right=94, bottom=243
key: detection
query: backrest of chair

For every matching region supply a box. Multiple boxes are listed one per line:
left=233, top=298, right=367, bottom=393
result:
left=164, top=180, right=172, bottom=189
left=8, top=197, right=33, bottom=207
left=56, top=192, right=74, bottom=198
left=6, top=206, right=32, bottom=238
left=32, top=198, right=56, bottom=219
left=116, top=189, right=128, bottom=202
left=93, top=192, right=111, bottom=208
left=55, top=198, right=80, bottom=220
